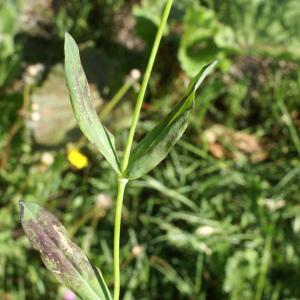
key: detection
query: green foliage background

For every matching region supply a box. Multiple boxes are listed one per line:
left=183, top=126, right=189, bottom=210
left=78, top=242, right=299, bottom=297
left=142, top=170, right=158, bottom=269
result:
left=0, top=0, right=300, bottom=299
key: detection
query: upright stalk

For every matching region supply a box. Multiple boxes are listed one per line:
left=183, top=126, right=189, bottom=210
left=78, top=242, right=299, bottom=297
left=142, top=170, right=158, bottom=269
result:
left=113, top=177, right=128, bottom=300
left=254, top=233, right=273, bottom=300
left=121, top=0, right=174, bottom=173
left=113, top=1, right=174, bottom=299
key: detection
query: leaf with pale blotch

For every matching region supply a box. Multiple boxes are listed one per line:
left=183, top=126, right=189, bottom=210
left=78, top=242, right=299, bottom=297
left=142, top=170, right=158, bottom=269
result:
left=126, top=61, right=218, bottom=180
left=64, top=32, right=120, bottom=174
left=20, top=201, right=112, bottom=300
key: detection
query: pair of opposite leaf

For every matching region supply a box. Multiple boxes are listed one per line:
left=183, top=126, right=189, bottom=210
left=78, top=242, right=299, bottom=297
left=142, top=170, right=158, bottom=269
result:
left=64, top=32, right=217, bottom=179
left=20, top=33, right=217, bottom=300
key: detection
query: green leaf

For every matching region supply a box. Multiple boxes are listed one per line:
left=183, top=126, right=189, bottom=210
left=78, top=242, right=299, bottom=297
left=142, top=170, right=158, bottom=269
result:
left=94, top=267, right=112, bottom=300
left=178, top=5, right=234, bottom=77
left=20, top=201, right=112, bottom=300
left=64, top=32, right=120, bottom=174
left=126, top=61, right=217, bottom=180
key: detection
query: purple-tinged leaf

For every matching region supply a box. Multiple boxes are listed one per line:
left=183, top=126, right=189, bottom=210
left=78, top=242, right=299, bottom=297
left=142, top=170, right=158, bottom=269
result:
left=20, top=201, right=111, bottom=300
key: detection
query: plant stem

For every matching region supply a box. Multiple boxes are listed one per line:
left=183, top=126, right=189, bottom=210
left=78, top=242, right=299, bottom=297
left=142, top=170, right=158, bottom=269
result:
left=195, top=253, right=204, bottom=296
left=113, top=2, right=174, bottom=299
left=254, top=233, right=273, bottom=300
left=121, top=0, right=174, bottom=173
left=99, top=77, right=136, bottom=120
left=113, top=177, right=128, bottom=300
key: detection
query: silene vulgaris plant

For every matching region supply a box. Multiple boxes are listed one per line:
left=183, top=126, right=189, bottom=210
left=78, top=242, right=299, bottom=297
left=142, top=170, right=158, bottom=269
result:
left=20, top=0, right=217, bottom=299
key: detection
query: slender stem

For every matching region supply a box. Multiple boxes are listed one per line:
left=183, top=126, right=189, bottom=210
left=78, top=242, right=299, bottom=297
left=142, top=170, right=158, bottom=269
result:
left=113, top=2, right=174, bottom=299
left=254, top=233, right=273, bottom=300
left=121, top=0, right=174, bottom=173
left=100, top=79, right=135, bottom=120
left=113, top=177, right=128, bottom=300
left=195, top=253, right=204, bottom=295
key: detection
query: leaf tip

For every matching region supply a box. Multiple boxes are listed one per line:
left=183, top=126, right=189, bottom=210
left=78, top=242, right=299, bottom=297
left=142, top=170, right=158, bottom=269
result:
left=194, top=60, right=218, bottom=91
left=210, top=60, right=219, bottom=71
left=19, top=201, right=41, bottom=223
left=64, top=32, right=77, bottom=55
left=64, top=32, right=72, bottom=41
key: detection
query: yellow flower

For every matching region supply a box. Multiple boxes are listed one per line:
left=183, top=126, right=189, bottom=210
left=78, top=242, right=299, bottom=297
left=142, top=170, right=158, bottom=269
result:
left=67, top=148, right=88, bottom=169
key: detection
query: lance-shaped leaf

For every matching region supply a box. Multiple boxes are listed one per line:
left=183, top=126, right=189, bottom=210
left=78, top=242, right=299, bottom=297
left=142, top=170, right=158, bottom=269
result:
left=20, top=201, right=112, bottom=300
left=64, top=32, right=120, bottom=174
left=126, top=61, right=218, bottom=180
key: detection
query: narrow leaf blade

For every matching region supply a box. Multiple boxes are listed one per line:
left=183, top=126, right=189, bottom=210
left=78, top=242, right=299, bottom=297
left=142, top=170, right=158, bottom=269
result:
left=94, top=267, right=113, bottom=300
left=20, top=201, right=111, bottom=300
left=64, top=32, right=120, bottom=174
left=126, top=61, right=218, bottom=179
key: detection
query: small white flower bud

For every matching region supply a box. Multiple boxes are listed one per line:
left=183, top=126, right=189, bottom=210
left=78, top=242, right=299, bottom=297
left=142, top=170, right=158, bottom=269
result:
left=130, top=69, right=141, bottom=81
left=24, top=63, right=45, bottom=84
left=132, top=245, right=144, bottom=257
left=27, top=63, right=45, bottom=78
left=41, top=152, right=54, bottom=166
left=95, top=193, right=112, bottom=210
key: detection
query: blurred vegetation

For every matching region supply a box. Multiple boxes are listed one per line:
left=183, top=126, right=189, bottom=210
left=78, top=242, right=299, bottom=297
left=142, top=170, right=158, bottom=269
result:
left=0, top=0, right=300, bottom=299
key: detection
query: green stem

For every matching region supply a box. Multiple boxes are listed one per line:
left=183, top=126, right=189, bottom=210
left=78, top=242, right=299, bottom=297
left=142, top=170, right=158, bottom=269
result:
left=195, top=253, right=204, bottom=296
left=254, top=233, right=273, bottom=300
left=113, top=2, right=174, bottom=299
left=113, top=177, right=128, bottom=300
left=121, top=0, right=174, bottom=173
left=100, top=78, right=135, bottom=120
